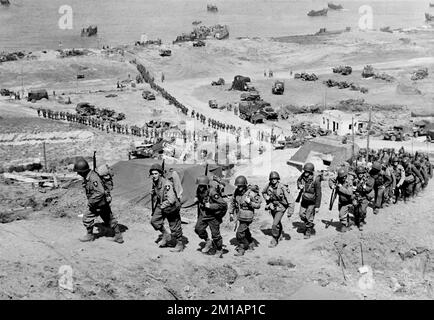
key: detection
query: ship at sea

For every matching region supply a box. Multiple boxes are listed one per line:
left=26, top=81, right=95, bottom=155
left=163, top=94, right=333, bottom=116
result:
left=328, top=3, right=343, bottom=10
left=81, top=25, right=98, bottom=37
left=307, top=8, right=328, bottom=17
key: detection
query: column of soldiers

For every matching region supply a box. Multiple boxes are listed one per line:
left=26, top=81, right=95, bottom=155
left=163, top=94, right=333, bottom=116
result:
left=72, top=146, right=432, bottom=256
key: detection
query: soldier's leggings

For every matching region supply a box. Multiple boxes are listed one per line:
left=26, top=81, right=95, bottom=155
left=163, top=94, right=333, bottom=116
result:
left=354, top=199, right=369, bottom=226
left=374, top=186, right=385, bottom=209
left=403, top=181, right=415, bottom=199
left=299, top=201, right=316, bottom=229
left=83, top=203, right=118, bottom=230
left=414, top=180, right=422, bottom=196
left=236, top=220, right=253, bottom=250
left=270, top=210, right=285, bottom=240
left=338, top=202, right=352, bottom=226
left=151, top=206, right=183, bottom=241
left=195, top=215, right=223, bottom=250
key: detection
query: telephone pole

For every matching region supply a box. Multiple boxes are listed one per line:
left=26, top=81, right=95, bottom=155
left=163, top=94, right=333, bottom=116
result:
left=352, top=115, right=355, bottom=161
left=366, top=106, right=372, bottom=162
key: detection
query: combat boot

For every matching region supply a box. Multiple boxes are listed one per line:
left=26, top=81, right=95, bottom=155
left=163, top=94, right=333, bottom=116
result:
left=304, top=227, right=311, bottom=239
left=268, top=238, right=278, bottom=248
left=170, top=240, right=184, bottom=253
left=79, top=228, right=95, bottom=242
left=248, top=242, right=255, bottom=251
left=373, top=208, right=379, bottom=215
left=234, top=248, right=245, bottom=256
left=113, top=226, right=124, bottom=244
left=201, top=239, right=213, bottom=253
left=159, top=231, right=171, bottom=247
left=215, top=250, right=223, bottom=258
left=339, top=225, right=350, bottom=233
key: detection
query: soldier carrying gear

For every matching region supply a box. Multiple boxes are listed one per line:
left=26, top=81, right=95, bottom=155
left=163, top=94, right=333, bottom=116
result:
left=369, top=161, right=389, bottom=214
left=229, top=175, right=262, bottom=256
left=401, top=157, right=421, bottom=201
left=262, top=171, right=295, bottom=248
left=149, top=163, right=184, bottom=252
left=296, top=163, right=322, bottom=239
left=381, top=158, right=395, bottom=206
left=329, top=167, right=354, bottom=232
left=194, top=175, right=228, bottom=258
left=73, top=158, right=123, bottom=244
left=352, top=166, right=375, bottom=230
left=391, top=156, right=405, bottom=202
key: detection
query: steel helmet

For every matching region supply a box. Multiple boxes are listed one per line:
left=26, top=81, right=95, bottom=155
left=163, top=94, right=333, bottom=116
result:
left=356, top=166, right=366, bottom=174
left=269, top=171, right=280, bottom=180
left=73, top=158, right=90, bottom=173
left=149, top=163, right=163, bottom=174
left=337, top=168, right=347, bottom=178
left=196, top=175, right=210, bottom=186
left=371, top=162, right=382, bottom=171
left=303, top=162, right=315, bottom=173
left=234, top=175, right=248, bottom=186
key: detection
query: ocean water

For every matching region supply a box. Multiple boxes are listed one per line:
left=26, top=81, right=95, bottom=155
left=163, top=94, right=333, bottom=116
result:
left=0, top=0, right=432, bottom=51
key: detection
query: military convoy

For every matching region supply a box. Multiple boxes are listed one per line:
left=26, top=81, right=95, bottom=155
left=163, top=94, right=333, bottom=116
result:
left=272, top=81, right=284, bottom=95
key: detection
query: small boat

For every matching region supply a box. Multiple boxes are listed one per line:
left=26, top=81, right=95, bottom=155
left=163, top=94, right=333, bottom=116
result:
left=207, top=4, right=218, bottom=12
left=426, top=13, right=434, bottom=21
left=328, top=3, right=343, bottom=10
left=307, top=8, right=328, bottom=17
left=192, top=20, right=202, bottom=25
left=81, top=25, right=98, bottom=37
left=0, top=0, right=10, bottom=6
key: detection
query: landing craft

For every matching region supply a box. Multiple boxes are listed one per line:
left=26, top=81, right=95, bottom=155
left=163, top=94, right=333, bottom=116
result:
left=328, top=3, right=343, bottom=10
left=307, top=8, right=328, bottom=17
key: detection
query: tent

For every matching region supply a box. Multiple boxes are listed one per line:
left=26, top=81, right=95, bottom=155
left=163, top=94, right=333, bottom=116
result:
left=111, top=159, right=234, bottom=209
left=287, top=136, right=359, bottom=171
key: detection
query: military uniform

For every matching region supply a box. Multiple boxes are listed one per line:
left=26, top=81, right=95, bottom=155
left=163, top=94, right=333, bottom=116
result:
left=352, top=173, right=375, bottom=228
left=297, top=174, right=322, bottom=232
left=229, top=186, right=262, bottom=252
left=261, top=182, right=295, bottom=243
left=195, top=183, right=227, bottom=253
left=151, top=177, right=183, bottom=244
left=82, top=170, right=118, bottom=231
left=329, top=174, right=354, bottom=228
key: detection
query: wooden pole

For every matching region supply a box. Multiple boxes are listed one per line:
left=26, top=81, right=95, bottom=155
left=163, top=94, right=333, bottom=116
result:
left=42, top=142, right=47, bottom=171
left=352, top=115, right=355, bottom=162
left=366, top=106, right=372, bottom=162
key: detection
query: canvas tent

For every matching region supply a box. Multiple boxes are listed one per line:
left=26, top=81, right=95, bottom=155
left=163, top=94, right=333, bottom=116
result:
left=287, top=136, right=359, bottom=171
left=111, top=159, right=234, bottom=209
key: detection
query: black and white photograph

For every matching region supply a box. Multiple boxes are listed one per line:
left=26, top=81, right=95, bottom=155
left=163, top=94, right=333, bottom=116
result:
left=1, top=0, right=433, bottom=306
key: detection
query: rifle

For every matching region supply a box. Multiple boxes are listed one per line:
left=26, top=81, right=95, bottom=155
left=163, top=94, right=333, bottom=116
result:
left=295, top=188, right=303, bottom=203
left=93, top=151, right=97, bottom=171
left=161, top=159, right=165, bottom=176
left=329, top=180, right=338, bottom=211
left=205, top=163, right=209, bottom=176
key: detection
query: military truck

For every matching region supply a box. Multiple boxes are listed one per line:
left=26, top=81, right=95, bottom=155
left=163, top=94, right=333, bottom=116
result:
left=412, top=121, right=428, bottom=137
left=211, top=78, right=225, bottom=86
left=142, top=90, right=156, bottom=100
left=159, top=49, right=172, bottom=57
left=28, top=89, right=48, bottom=102
left=272, top=81, right=284, bottom=95
left=240, top=90, right=260, bottom=101
left=128, top=143, right=154, bottom=159
left=193, top=40, right=206, bottom=47
left=383, top=126, right=410, bottom=141
left=208, top=99, right=218, bottom=109
left=259, top=105, right=279, bottom=120
left=238, top=101, right=266, bottom=124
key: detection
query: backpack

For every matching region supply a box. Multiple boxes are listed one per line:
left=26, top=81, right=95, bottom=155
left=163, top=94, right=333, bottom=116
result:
left=166, top=168, right=183, bottom=201
left=95, top=164, right=114, bottom=196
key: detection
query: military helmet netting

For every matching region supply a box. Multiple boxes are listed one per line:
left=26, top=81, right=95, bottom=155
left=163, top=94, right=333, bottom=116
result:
left=303, top=162, right=315, bottom=173
left=149, top=163, right=163, bottom=174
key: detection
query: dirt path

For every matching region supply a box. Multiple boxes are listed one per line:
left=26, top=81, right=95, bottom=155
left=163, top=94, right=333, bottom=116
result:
left=1, top=180, right=432, bottom=300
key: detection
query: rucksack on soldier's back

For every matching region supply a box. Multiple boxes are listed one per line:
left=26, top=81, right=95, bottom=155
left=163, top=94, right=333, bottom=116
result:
left=95, top=163, right=114, bottom=194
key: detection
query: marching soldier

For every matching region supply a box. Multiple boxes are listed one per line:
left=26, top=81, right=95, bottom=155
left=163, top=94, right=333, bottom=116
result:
left=150, top=163, right=184, bottom=253
left=352, top=166, right=375, bottom=230
left=194, top=176, right=228, bottom=258
left=229, top=176, right=262, bottom=256
left=261, top=171, right=295, bottom=247
left=73, top=158, right=123, bottom=243
left=369, top=161, right=388, bottom=214
left=329, top=167, right=354, bottom=232
left=296, top=163, right=322, bottom=239
left=391, top=156, right=405, bottom=202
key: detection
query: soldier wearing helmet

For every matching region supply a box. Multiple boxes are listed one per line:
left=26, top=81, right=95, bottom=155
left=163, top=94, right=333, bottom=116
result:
left=261, top=171, right=295, bottom=247
left=381, top=158, right=394, bottom=206
left=368, top=161, right=389, bottom=214
left=73, top=157, right=123, bottom=244
left=329, top=167, right=354, bottom=232
left=194, top=175, right=228, bottom=258
left=229, top=175, right=262, bottom=256
left=296, top=163, right=322, bottom=239
left=352, top=165, right=375, bottom=230
left=149, top=163, right=184, bottom=253
left=413, top=159, right=427, bottom=195
left=391, top=156, right=405, bottom=202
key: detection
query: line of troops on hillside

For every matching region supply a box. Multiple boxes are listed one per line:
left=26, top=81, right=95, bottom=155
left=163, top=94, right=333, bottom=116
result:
left=71, top=147, right=432, bottom=257
left=35, top=107, right=277, bottom=144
